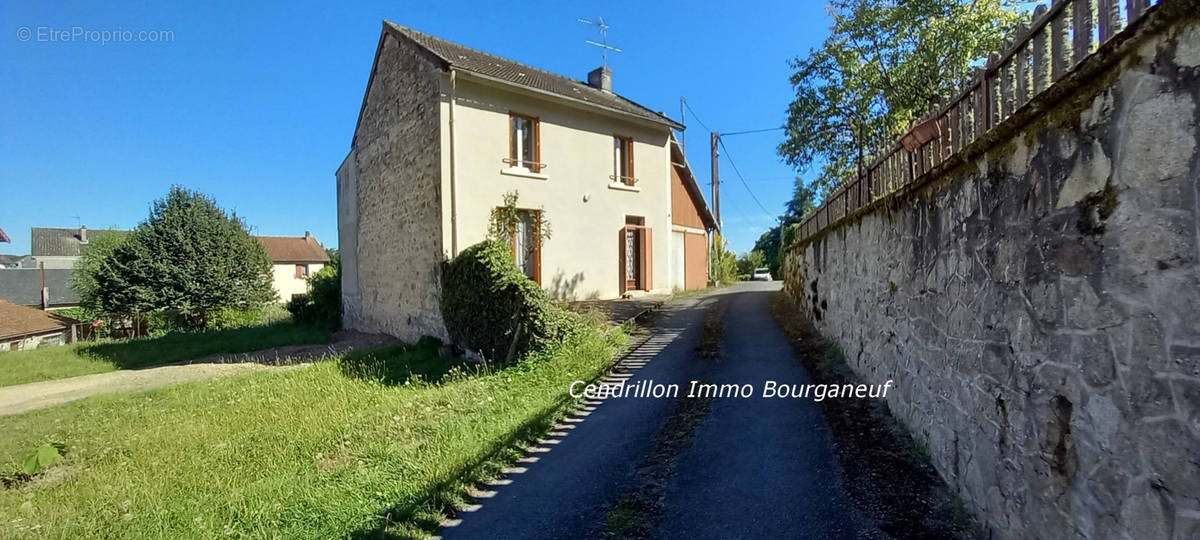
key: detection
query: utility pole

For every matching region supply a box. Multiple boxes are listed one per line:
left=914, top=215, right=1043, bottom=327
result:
left=710, top=131, right=720, bottom=231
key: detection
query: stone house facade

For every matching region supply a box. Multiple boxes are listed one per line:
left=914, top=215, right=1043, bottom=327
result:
left=337, top=22, right=717, bottom=340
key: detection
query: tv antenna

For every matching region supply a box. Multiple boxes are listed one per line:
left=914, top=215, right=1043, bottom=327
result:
left=577, top=16, right=621, bottom=67
left=69, top=215, right=81, bottom=228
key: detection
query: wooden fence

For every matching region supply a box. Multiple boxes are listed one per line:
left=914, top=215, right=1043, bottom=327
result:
left=793, top=0, right=1163, bottom=246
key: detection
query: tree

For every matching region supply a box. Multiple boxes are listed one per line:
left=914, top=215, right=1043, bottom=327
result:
left=709, top=233, right=739, bottom=285
left=93, top=186, right=276, bottom=328
left=72, top=229, right=130, bottom=313
left=783, top=179, right=817, bottom=226
left=737, top=250, right=766, bottom=276
left=780, top=0, right=1019, bottom=195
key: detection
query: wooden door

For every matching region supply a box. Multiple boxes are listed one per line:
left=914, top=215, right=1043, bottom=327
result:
left=618, top=225, right=653, bottom=293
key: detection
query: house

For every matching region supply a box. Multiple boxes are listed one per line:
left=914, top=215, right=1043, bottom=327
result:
left=337, top=22, right=718, bottom=340
left=255, top=233, right=331, bottom=302
left=0, top=254, right=31, bottom=269
left=0, top=268, right=79, bottom=308
left=25, top=226, right=329, bottom=304
left=30, top=226, right=128, bottom=269
left=0, top=299, right=77, bottom=351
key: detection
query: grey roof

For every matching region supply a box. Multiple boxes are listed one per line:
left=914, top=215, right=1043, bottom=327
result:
left=0, top=268, right=79, bottom=307
left=385, top=22, right=682, bottom=130
left=31, top=228, right=129, bottom=257
left=0, top=254, right=29, bottom=267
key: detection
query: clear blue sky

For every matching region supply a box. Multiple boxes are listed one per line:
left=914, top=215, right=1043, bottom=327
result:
left=1, top=1, right=830, bottom=256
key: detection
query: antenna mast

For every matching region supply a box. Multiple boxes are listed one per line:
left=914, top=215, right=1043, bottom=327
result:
left=577, top=16, right=621, bottom=67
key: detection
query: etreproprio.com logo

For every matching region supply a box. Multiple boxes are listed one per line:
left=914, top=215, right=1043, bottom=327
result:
left=17, top=25, right=174, bottom=44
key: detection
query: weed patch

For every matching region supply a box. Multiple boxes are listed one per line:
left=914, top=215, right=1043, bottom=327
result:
left=768, top=291, right=979, bottom=539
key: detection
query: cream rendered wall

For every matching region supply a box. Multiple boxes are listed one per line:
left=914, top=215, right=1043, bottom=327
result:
left=441, top=76, right=674, bottom=301
left=270, top=262, right=324, bottom=302
left=30, top=256, right=79, bottom=270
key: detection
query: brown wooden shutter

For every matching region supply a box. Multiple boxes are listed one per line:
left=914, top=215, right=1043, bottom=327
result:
left=295, top=264, right=302, bottom=279
left=640, top=227, right=652, bottom=291
left=532, top=210, right=542, bottom=285
left=532, top=118, right=541, bottom=173
left=618, top=227, right=628, bottom=295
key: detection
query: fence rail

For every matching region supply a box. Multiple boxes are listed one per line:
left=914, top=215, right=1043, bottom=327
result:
left=793, top=0, right=1162, bottom=246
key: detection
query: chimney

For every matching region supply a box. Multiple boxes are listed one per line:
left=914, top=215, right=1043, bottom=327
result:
left=79, top=225, right=88, bottom=244
left=304, top=231, right=311, bottom=239
left=587, top=66, right=612, bottom=92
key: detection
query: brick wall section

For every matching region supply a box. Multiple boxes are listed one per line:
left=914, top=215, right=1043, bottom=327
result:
left=339, top=33, right=448, bottom=341
left=784, top=17, right=1200, bottom=539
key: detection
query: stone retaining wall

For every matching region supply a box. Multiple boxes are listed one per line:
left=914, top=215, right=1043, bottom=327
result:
left=784, top=13, right=1200, bottom=539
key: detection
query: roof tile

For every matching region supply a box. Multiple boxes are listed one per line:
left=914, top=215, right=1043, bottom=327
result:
left=386, top=22, right=682, bottom=129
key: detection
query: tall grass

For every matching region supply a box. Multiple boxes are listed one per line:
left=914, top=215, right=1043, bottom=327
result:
left=0, top=327, right=623, bottom=538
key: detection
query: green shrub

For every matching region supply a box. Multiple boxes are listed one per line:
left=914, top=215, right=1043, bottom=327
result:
left=287, top=265, right=341, bottom=330
left=205, top=306, right=266, bottom=330
left=441, top=240, right=584, bottom=362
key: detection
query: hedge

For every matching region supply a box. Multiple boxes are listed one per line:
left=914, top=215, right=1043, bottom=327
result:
left=440, top=240, right=584, bottom=362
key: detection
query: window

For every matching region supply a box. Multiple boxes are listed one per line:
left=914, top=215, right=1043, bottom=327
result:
left=613, top=135, right=634, bottom=185
left=509, top=113, right=541, bottom=173
left=500, top=208, right=542, bottom=284
left=295, top=264, right=309, bottom=279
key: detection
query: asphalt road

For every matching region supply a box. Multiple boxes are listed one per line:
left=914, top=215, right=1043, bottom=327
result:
left=440, top=282, right=879, bottom=539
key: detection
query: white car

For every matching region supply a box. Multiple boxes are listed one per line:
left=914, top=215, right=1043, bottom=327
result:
left=751, top=268, right=773, bottom=281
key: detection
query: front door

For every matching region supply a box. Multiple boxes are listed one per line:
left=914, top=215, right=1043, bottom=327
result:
left=625, top=227, right=640, bottom=292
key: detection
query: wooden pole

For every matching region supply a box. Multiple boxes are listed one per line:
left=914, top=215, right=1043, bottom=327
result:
left=711, top=132, right=720, bottom=230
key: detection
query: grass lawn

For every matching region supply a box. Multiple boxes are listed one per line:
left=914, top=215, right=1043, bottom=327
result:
left=0, top=324, right=331, bottom=388
left=0, top=329, right=623, bottom=538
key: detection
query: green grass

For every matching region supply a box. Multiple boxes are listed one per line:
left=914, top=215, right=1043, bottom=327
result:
left=0, top=323, right=331, bottom=387
left=0, top=328, right=623, bottom=538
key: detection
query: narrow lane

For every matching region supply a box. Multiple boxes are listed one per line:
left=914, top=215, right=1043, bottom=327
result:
left=440, top=297, right=710, bottom=539
left=659, top=282, right=878, bottom=538
left=441, top=283, right=878, bottom=538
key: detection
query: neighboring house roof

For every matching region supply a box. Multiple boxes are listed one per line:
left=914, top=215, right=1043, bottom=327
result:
left=0, top=299, right=74, bottom=341
left=30, top=227, right=129, bottom=257
left=0, top=269, right=80, bottom=307
left=256, top=235, right=330, bottom=264
left=0, top=254, right=29, bottom=267
left=382, top=22, right=683, bottom=130
left=670, top=136, right=720, bottom=232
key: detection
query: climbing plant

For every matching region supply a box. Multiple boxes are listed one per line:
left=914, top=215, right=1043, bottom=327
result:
left=487, top=191, right=552, bottom=250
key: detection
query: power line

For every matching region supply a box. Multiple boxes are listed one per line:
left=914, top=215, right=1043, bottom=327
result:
left=717, top=138, right=775, bottom=218
left=720, top=126, right=784, bottom=137
left=682, top=100, right=712, bottom=133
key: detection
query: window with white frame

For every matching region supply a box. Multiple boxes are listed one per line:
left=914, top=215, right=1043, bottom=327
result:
left=613, top=135, right=634, bottom=185
left=509, top=113, right=541, bottom=172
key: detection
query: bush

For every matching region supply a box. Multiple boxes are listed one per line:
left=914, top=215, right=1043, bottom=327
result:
left=287, top=265, right=341, bottom=330
left=441, top=240, right=584, bottom=362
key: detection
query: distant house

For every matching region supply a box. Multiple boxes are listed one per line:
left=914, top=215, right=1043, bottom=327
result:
left=336, top=22, right=718, bottom=340
left=0, top=254, right=31, bottom=269
left=30, top=226, right=128, bottom=269
left=0, top=299, right=77, bottom=351
left=255, top=233, right=331, bottom=302
left=0, top=268, right=79, bottom=308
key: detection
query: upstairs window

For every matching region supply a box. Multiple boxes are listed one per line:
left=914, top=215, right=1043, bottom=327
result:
left=613, top=135, right=634, bottom=185
left=509, top=113, right=541, bottom=173
left=295, top=264, right=309, bottom=279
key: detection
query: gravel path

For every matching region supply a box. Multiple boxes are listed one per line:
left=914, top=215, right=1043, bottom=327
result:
left=0, top=363, right=278, bottom=417
left=0, top=331, right=395, bottom=417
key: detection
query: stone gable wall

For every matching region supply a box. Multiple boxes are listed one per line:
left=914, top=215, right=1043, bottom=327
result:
left=784, top=15, right=1200, bottom=539
left=339, top=32, right=447, bottom=341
